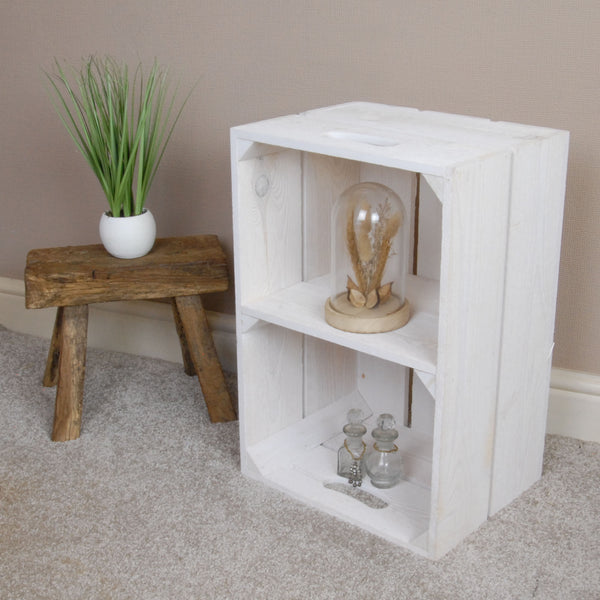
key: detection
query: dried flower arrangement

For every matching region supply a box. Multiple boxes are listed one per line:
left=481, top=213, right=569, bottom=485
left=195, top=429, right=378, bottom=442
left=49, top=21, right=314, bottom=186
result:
left=345, top=198, right=402, bottom=309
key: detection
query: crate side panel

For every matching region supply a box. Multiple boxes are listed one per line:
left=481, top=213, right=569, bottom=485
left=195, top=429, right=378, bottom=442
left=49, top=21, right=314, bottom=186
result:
left=490, top=131, right=569, bottom=514
left=429, top=152, right=513, bottom=559
left=357, top=353, right=409, bottom=426
left=304, top=336, right=357, bottom=417
left=238, top=323, right=304, bottom=451
left=303, top=154, right=360, bottom=281
left=234, top=148, right=303, bottom=304
left=358, top=163, right=416, bottom=219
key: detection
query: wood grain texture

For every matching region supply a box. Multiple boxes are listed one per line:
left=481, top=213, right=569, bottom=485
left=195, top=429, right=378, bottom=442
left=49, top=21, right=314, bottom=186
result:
left=171, top=298, right=196, bottom=376
left=238, top=323, right=304, bottom=450
left=234, top=149, right=302, bottom=305
left=43, top=306, right=64, bottom=387
left=26, top=235, right=233, bottom=438
left=303, top=154, right=360, bottom=281
left=25, top=235, right=228, bottom=309
left=324, top=295, right=410, bottom=333
left=174, top=295, right=236, bottom=423
left=231, top=103, right=569, bottom=559
left=242, top=275, right=438, bottom=373
left=52, top=304, right=88, bottom=441
left=303, top=336, right=356, bottom=417
left=489, top=131, right=570, bottom=514
left=429, top=152, right=512, bottom=558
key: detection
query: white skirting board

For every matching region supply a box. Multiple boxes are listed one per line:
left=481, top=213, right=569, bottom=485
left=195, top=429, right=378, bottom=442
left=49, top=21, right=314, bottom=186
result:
left=547, top=368, right=600, bottom=443
left=1, top=276, right=598, bottom=443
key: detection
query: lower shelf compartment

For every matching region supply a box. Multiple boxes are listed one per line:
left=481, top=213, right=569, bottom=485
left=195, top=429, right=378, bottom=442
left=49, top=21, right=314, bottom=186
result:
left=243, top=391, right=433, bottom=555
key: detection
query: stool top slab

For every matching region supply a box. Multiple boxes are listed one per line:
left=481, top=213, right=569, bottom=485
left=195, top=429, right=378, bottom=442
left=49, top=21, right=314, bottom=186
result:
left=25, top=235, right=229, bottom=309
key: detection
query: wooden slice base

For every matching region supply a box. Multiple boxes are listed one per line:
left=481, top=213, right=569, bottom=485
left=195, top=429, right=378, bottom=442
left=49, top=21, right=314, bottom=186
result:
left=325, top=293, right=411, bottom=333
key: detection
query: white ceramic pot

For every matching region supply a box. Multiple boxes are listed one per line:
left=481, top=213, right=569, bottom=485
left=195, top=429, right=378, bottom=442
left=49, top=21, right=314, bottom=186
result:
left=99, top=209, right=157, bottom=259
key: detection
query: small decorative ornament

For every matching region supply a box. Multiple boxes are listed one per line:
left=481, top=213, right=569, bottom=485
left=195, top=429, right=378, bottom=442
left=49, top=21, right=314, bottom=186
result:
left=348, top=459, right=362, bottom=487
left=325, top=182, right=410, bottom=333
left=344, top=439, right=366, bottom=487
left=337, top=409, right=367, bottom=486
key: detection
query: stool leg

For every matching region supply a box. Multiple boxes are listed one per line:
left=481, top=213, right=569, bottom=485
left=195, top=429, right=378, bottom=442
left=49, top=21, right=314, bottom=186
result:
left=171, top=298, right=196, bottom=376
left=43, top=306, right=64, bottom=387
left=174, top=295, right=236, bottom=423
left=52, top=304, right=88, bottom=441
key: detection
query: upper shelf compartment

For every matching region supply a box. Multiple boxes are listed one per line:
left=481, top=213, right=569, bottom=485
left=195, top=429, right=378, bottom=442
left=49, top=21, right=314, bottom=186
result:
left=232, top=145, right=442, bottom=298
left=231, top=109, right=446, bottom=374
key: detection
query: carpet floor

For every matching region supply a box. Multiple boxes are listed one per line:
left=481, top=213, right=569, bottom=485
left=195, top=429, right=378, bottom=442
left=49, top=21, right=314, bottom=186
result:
left=0, top=325, right=598, bottom=599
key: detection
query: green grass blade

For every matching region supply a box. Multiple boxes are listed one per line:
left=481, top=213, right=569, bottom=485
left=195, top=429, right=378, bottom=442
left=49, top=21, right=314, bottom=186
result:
left=44, top=55, right=193, bottom=217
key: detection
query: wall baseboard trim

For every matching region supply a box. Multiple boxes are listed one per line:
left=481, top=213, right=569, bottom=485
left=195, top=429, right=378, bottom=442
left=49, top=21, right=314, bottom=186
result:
left=1, top=276, right=598, bottom=443
left=548, top=368, right=600, bottom=443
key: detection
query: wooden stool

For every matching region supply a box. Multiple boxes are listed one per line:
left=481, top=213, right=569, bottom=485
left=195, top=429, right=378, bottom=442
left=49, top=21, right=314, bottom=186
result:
left=24, top=235, right=237, bottom=441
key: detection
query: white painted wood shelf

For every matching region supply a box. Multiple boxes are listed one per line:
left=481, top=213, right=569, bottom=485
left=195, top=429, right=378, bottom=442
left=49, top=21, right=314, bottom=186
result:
left=231, top=102, right=569, bottom=559
left=241, top=274, right=439, bottom=373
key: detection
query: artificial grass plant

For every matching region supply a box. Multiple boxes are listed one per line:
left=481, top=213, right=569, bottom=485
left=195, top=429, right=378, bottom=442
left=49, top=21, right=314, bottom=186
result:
left=45, top=56, right=191, bottom=217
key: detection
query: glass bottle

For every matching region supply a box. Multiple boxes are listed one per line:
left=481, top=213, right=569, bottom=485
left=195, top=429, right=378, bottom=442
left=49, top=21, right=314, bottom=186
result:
left=337, top=408, right=367, bottom=487
left=365, top=413, right=404, bottom=488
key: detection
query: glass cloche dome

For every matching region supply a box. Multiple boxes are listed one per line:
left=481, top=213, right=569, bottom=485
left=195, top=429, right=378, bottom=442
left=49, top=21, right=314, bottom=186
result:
left=324, top=182, right=410, bottom=333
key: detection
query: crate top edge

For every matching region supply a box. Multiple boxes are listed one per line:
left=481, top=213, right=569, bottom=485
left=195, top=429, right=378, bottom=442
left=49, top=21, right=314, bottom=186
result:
left=231, top=102, right=569, bottom=176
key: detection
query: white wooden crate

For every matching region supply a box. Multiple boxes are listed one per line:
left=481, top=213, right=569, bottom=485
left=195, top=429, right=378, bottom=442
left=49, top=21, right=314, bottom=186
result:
left=230, top=102, right=569, bottom=559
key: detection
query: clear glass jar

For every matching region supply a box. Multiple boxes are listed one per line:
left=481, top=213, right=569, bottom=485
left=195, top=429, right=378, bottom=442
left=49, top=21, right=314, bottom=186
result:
left=325, top=182, right=410, bottom=333
left=365, top=413, right=404, bottom=488
left=337, top=408, right=367, bottom=487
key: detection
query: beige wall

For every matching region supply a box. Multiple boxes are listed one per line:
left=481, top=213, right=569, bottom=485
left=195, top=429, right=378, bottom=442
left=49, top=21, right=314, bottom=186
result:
left=1, top=1, right=598, bottom=374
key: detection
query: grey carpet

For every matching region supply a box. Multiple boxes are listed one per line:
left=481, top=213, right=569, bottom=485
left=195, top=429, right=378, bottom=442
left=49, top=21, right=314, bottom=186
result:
left=0, top=324, right=598, bottom=600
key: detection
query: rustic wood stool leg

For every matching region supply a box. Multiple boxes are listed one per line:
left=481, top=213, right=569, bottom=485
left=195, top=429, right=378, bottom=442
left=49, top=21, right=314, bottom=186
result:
left=174, top=295, right=236, bottom=423
left=43, top=306, right=65, bottom=387
left=52, top=304, right=88, bottom=442
left=171, top=298, right=196, bottom=376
